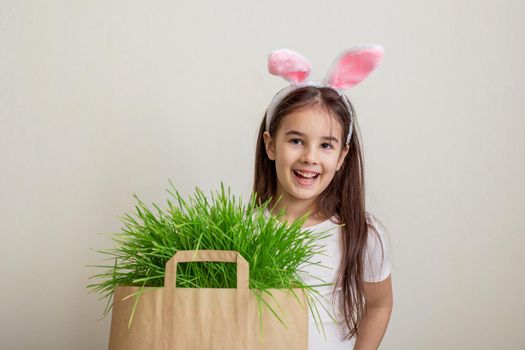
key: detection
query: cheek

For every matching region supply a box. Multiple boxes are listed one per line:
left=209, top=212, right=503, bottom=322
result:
left=323, top=158, right=342, bottom=176
left=275, top=145, right=296, bottom=164
left=275, top=157, right=294, bottom=176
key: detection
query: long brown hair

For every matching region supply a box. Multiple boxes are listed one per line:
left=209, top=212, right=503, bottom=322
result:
left=252, top=86, right=385, bottom=340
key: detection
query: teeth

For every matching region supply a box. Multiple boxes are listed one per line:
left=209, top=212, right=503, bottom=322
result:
left=295, top=170, right=318, bottom=178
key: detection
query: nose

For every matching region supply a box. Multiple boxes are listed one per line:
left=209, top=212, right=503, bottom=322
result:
left=300, top=145, right=319, bottom=165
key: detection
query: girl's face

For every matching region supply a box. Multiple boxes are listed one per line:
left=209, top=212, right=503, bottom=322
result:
left=263, top=105, right=349, bottom=210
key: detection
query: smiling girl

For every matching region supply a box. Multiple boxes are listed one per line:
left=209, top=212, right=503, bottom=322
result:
left=253, top=46, right=393, bottom=349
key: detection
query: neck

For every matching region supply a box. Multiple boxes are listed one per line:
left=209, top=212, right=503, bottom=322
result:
left=269, top=195, right=319, bottom=226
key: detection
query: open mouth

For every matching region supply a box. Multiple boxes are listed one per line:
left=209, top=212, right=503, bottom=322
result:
left=292, top=169, right=320, bottom=186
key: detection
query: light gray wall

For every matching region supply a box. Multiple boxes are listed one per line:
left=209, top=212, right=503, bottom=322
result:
left=1, top=0, right=524, bottom=349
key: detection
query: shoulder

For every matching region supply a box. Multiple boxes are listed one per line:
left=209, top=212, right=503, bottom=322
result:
left=364, top=212, right=388, bottom=244
left=362, top=211, right=392, bottom=282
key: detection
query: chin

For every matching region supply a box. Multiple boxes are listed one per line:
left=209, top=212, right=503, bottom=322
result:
left=289, top=180, right=326, bottom=199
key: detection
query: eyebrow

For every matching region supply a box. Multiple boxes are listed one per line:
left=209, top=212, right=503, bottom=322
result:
left=284, top=130, right=339, bottom=144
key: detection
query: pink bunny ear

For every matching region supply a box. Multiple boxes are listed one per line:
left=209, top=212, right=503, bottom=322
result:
left=325, top=44, right=384, bottom=89
left=268, top=49, right=312, bottom=84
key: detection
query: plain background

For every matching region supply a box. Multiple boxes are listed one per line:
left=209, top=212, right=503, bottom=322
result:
left=1, top=0, right=524, bottom=349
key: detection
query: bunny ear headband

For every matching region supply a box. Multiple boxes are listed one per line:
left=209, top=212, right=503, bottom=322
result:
left=266, top=44, right=384, bottom=145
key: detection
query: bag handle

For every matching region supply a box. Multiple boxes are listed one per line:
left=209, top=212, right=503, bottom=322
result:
left=164, top=250, right=249, bottom=290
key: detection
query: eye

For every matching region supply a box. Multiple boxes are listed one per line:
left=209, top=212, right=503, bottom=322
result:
left=322, top=143, right=335, bottom=150
left=290, top=138, right=303, bottom=145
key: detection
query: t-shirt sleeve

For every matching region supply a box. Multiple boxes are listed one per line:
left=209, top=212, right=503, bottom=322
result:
left=362, top=213, right=392, bottom=282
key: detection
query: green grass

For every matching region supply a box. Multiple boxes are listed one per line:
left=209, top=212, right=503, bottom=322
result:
left=87, top=180, right=337, bottom=337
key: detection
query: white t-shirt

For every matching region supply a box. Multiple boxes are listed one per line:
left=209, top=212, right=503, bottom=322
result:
left=263, top=210, right=392, bottom=349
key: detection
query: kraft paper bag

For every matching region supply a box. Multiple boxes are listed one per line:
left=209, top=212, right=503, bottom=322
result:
left=108, top=250, right=308, bottom=350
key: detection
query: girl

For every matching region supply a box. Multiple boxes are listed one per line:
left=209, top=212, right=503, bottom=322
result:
left=253, top=46, right=393, bottom=349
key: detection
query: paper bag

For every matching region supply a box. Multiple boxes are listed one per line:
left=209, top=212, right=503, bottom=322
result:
left=108, top=250, right=308, bottom=350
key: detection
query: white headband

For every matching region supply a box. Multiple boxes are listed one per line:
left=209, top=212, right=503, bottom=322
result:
left=265, top=81, right=354, bottom=145
left=265, top=45, right=384, bottom=146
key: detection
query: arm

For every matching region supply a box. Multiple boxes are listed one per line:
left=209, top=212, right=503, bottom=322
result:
left=353, top=275, right=393, bottom=350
